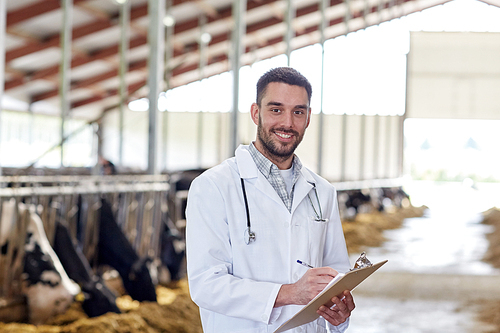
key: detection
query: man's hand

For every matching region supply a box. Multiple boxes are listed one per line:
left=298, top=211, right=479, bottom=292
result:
left=317, top=290, right=355, bottom=326
left=274, top=267, right=338, bottom=307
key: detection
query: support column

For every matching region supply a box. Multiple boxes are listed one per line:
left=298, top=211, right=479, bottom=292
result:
left=118, top=0, right=130, bottom=167
left=385, top=115, right=392, bottom=178
left=0, top=0, right=6, bottom=176
left=398, top=115, right=405, bottom=177
left=147, top=0, right=165, bottom=175
left=229, top=0, right=246, bottom=157
left=373, top=114, right=380, bottom=178
left=344, top=0, right=351, bottom=34
left=340, top=114, right=348, bottom=181
left=285, top=0, right=294, bottom=66
left=59, top=0, right=73, bottom=167
left=359, top=114, right=366, bottom=180
left=317, top=0, right=327, bottom=176
left=197, top=14, right=209, bottom=168
left=363, top=0, right=370, bottom=28
left=378, top=0, right=384, bottom=24
left=399, top=53, right=409, bottom=177
left=163, top=0, right=174, bottom=172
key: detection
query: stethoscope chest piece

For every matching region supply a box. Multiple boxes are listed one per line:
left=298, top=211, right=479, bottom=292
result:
left=244, top=227, right=256, bottom=245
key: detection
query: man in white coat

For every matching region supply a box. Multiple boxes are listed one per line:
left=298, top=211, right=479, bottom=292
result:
left=186, top=67, right=354, bottom=333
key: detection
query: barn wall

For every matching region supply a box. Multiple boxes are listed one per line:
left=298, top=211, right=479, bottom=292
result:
left=102, top=110, right=403, bottom=182
left=407, top=31, right=500, bottom=120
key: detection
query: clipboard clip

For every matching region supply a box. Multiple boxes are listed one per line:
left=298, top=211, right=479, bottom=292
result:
left=350, top=251, right=373, bottom=271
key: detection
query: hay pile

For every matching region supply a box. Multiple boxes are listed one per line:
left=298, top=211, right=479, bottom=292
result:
left=477, top=300, right=500, bottom=333
left=342, top=205, right=427, bottom=254
left=476, top=207, right=500, bottom=332
left=0, top=280, right=202, bottom=333
left=481, top=207, right=500, bottom=269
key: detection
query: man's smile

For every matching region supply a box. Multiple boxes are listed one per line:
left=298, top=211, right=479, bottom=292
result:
left=275, top=131, right=293, bottom=140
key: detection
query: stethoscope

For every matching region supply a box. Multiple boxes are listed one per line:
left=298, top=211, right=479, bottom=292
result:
left=240, top=178, right=325, bottom=245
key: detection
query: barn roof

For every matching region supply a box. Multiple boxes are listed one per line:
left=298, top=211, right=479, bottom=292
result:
left=3, top=0, right=499, bottom=120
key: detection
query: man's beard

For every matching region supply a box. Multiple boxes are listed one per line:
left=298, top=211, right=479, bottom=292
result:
left=256, top=116, right=303, bottom=163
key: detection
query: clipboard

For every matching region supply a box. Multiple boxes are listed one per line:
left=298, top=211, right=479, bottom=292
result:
left=274, top=259, right=388, bottom=333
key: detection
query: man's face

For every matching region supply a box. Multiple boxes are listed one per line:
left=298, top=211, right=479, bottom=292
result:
left=251, top=82, right=311, bottom=167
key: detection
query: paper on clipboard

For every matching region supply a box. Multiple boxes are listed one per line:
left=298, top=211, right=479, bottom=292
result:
left=274, top=259, right=388, bottom=333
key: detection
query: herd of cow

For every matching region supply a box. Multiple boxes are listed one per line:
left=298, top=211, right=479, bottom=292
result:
left=0, top=169, right=409, bottom=326
left=0, top=188, right=186, bottom=325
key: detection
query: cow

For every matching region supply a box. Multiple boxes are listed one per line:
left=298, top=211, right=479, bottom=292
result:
left=52, top=220, right=121, bottom=317
left=20, top=203, right=80, bottom=325
left=160, top=168, right=207, bottom=282
left=97, top=198, right=157, bottom=302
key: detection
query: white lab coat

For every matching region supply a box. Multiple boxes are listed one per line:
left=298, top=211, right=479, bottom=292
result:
left=186, top=145, right=351, bottom=333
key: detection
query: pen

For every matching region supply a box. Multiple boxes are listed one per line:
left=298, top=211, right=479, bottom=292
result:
left=296, top=260, right=314, bottom=268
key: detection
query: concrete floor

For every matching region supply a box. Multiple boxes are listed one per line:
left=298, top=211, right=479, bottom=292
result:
left=347, top=181, right=500, bottom=333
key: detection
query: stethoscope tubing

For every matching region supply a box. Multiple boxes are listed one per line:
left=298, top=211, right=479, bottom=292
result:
left=240, top=178, right=324, bottom=244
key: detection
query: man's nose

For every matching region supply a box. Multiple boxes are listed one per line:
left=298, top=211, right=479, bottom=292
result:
left=282, top=110, right=294, bottom=128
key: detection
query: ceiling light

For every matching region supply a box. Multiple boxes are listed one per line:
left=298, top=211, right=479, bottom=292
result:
left=200, top=32, right=212, bottom=44
left=113, top=0, right=128, bottom=5
left=163, top=14, right=176, bottom=27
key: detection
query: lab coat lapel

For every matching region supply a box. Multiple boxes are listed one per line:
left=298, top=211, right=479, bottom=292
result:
left=235, top=145, right=287, bottom=210
left=291, top=167, right=316, bottom=214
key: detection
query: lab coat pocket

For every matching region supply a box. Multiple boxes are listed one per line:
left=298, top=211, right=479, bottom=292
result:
left=307, top=216, right=329, bottom=266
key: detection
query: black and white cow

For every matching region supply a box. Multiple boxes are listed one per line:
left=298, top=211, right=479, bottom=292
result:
left=97, top=198, right=157, bottom=302
left=21, top=203, right=80, bottom=325
left=52, top=220, right=121, bottom=317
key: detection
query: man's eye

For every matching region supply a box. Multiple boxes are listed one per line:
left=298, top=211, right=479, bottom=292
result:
left=294, top=110, right=305, bottom=115
left=271, top=108, right=280, bottom=112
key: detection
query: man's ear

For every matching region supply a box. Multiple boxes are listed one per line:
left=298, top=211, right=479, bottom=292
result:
left=305, top=107, right=312, bottom=128
left=250, top=103, right=259, bottom=125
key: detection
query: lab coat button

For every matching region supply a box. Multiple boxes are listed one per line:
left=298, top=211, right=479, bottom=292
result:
left=283, top=222, right=289, bottom=228
left=261, top=314, right=267, bottom=322
left=297, top=327, right=303, bottom=332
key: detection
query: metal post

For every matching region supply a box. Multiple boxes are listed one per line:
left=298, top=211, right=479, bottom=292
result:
left=399, top=53, right=409, bottom=177
left=359, top=114, right=366, bottom=180
left=340, top=114, right=348, bottom=181
left=163, top=0, right=174, bottom=172
left=363, top=0, right=370, bottom=29
left=317, top=0, right=327, bottom=175
left=344, top=0, right=351, bottom=34
left=59, top=0, right=73, bottom=167
left=385, top=115, right=392, bottom=178
left=147, top=0, right=165, bottom=175
left=0, top=0, right=6, bottom=176
left=285, top=0, right=294, bottom=66
left=398, top=114, right=405, bottom=177
left=373, top=114, right=380, bottom=178
left=198, top=14, right=208, bottom=168
left=390, top=0, right=397, bottom=19
left=378, top=0, right=384, bottom=24
left=229, top=0, right=246, bottom=157
left=118, top=0, right=130, bottom=167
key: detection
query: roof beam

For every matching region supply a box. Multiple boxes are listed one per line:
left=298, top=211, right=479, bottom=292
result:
left=5, top=3, right=148, bottom=63
left=5, top=35, right=149, bottom=91
left=10, top=0, right=428, bottom=111
left=5, top=0, right=278, bottom=64
left=28, top=0, right=357, bottom=106
left=4, top=0, right=279, bottom=89
left=31, top=59, right=147, bottom=102
left=6, top=0, right=90, bottom=27
left=71, top=79, right=146, bottom=109
left=69, top=0, right=439, bottom=110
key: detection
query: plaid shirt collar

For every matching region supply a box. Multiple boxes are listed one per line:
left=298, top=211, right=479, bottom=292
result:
left=248, top=142, right=302, bottom=211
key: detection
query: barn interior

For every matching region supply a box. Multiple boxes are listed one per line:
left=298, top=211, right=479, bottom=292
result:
left=1, top=0, right=500, bottom=332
